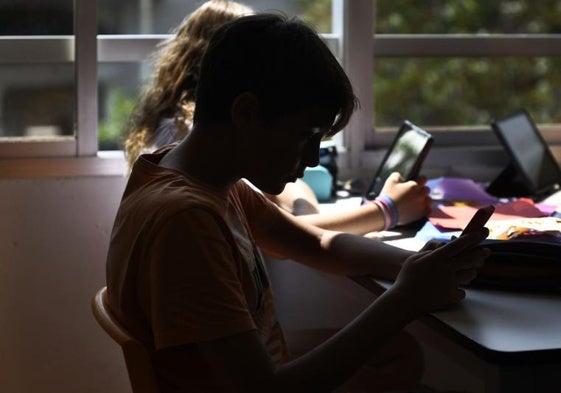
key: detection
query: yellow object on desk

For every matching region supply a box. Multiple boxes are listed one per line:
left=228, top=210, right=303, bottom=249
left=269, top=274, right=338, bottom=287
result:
left=487, top=216, right=561, bottom=240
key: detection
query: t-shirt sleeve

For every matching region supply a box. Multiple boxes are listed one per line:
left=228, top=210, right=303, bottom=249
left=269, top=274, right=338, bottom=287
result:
left=145, top=208, right=256, bottom=350
left=234, top=180, right=284, bottom=240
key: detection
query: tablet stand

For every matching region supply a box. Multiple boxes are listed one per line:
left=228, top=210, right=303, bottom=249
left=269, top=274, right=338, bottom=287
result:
left=485, top=162, right=532, bottom=198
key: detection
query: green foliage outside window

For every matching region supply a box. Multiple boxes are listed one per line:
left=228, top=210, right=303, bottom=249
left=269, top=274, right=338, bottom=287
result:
left=98, top=89, right=137, bottom=150
left=295, top=0, right=561, bottom=128
left=375, top=56, right=561, bottom=127
left=376, top=0, right=561, bottom=34
left=295, top=0, right=332, bottom=33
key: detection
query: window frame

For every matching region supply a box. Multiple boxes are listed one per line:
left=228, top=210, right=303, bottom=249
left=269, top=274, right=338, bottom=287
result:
left=0, top=0, right=97, bottom=159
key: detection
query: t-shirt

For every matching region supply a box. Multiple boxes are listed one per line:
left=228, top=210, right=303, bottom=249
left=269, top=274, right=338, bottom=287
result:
left=106, top=148, right=290, bottom=392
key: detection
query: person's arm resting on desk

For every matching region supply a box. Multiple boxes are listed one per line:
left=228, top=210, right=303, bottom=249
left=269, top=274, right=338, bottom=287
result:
left=259, top=207, right=414, bottom=279
left=295, top=172, right=432, bottom=235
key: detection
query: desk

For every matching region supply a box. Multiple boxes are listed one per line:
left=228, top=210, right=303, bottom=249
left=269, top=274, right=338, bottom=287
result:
left=353, top=256, right=561, bottom=393
left=319, top=197, right=561, bottom=392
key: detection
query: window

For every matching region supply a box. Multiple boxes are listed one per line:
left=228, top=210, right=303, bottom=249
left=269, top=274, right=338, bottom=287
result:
left=360, top=1, right=561, bottom=181
left=1, top=0, right=332, bottom=161
left=2, top=0, right=560, bottom=181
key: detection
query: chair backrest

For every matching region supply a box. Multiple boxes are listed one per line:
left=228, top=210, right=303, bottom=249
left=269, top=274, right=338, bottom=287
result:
left=92, top=286, right=160, bottom=393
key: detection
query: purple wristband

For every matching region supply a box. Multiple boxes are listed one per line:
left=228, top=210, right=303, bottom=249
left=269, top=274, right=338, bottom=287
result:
left=378, top=194, right=399, bottom=228
left=372, top=198, right=392, bottom=231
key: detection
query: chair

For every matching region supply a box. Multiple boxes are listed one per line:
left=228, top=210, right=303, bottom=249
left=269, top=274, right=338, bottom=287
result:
left=92, top=286, right=160, bottom=393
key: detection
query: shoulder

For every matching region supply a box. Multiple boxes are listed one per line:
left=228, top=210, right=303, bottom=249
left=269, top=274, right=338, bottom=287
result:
left=127, top=156, right=227, bottom=211
left=231, top=180, right=285, bottom=238
left=231, top=179, right=279, bottom=215
left=152, top=207, right=233, bottom=248
left=116, top=166, right=230, bottom=244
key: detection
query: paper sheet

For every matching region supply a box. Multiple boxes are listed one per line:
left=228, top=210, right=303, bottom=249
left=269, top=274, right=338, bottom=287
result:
left=427, top=177, right=499, bottom=204
left=428, top=198, right=544, bottom=231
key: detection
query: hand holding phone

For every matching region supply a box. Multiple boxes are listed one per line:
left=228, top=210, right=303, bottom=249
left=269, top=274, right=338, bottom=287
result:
left=461, top=205, right=495, bottom=236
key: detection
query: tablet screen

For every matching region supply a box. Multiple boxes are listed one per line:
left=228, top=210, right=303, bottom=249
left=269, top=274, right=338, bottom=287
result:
left=492, top=110, right=561, bottom=196
left=365, top=121, right=433, bottom=200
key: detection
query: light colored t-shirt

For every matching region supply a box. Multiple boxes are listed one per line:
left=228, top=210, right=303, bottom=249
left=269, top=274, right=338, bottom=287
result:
left=106, top=148, right=290, bottom=391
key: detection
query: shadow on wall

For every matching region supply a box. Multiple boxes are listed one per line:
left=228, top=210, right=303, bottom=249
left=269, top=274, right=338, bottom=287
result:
left=0, top=175, right=131, bottom=393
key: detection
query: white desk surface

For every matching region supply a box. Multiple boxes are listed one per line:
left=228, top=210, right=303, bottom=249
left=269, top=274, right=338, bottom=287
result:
left=428, top=286, right=561, bottom=354
left=365, top=277, right=561, bottom=355
left=356, top=237, right=561, bottom=363
left=382, top=234, right=561, bottom=358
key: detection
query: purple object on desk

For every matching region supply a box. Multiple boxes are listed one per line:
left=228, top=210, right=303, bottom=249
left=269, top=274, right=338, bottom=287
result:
left=427, top=177, right=499, bottom=204
left=535, top=202, right=557, bottom=216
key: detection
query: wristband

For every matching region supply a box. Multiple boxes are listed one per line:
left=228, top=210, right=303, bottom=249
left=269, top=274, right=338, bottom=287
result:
left=369, top=198, right=392, bottom=231
left=368, top=196, right=398, bottom=230
left=378, top=194, right=399, bottom=227
left=365, top=195, right=399, bottom=230
left=375, top=197, right=394, bottom=230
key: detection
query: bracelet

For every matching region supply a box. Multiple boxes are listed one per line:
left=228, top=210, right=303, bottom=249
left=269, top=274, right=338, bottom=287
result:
left=378, top=194, right=399, bottom=226
left=371, top=198, right=391, bottom=230
left=368, top=195, right=398, bottom=230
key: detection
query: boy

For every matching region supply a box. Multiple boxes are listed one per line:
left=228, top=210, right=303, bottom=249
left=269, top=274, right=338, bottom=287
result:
left=106, top=14, right=488, bottom=393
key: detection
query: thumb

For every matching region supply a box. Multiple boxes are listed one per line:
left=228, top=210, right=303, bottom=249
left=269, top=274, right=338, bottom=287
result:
left=388, top=172, right=404, bottom=183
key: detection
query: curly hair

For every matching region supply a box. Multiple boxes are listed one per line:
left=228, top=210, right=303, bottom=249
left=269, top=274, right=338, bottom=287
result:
left=123, top=0, right=253, bottom=169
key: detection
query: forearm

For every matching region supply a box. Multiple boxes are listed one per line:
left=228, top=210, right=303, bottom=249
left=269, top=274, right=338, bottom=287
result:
left=300, top=231, right=413, bottom=279
left=273, top=287, right=417, bottom=393
left=260, top=210, right=413, bottom=279
left=296, top=203, right=385, bottom=235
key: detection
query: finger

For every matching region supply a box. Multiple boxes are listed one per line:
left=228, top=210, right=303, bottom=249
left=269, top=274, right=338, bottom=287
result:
left=424, top=202, right=433, bottom=215
left=412, top=249, right=433, bottom=259
left=411, top=184, right=429, bottom=197
left=431, top=230, right=489, bottom=258
left=400, top=179, right=421, bottom=190
left=389, top=172, right=404, bottom=183
left=450, top=288, right=466, bottom=302
left=456, top=268, right=478, bottom=285
left=451, top=247, right=491, bottom=270
left=416, top=175, right=428, bottom=186
left=432, top=240, right=448, bottom=249
left=420, top=240, right=447, bottom=251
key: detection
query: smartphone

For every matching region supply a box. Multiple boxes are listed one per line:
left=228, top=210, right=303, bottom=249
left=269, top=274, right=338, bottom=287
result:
left=461, top=205, right=495, bottom=236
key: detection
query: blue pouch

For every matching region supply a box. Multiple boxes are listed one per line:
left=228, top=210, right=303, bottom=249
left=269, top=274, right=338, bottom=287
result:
left=302, top=166, right=333, bottom=202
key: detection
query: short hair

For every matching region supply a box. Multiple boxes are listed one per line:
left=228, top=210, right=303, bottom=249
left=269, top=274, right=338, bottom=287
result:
left=194, top=14, right=358, bottom=136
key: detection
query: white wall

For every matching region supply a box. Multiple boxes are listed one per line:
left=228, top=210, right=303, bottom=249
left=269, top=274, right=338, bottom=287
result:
left=0, top=175, right=131, bottom=393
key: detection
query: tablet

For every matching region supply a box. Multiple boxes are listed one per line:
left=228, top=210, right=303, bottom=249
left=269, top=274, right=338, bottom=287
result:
left=491, top=109, right=561, bottom=198
left=363, top=120, right=433, bottom=201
